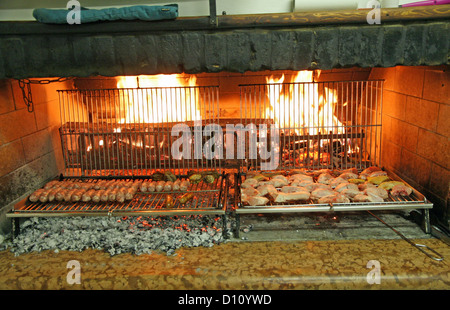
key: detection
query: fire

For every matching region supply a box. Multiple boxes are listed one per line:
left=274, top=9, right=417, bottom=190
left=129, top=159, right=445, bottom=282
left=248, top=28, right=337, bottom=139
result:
left=265, top=70, right=344, bottom=136
left=116, top=74, right=201, bottom=124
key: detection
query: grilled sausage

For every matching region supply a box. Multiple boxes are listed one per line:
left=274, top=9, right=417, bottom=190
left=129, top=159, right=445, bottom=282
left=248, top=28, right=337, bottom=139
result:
left=125, top=187, right=136, bottom=200
left=71, top=189, right=85, bottom=202
left=64, top=189, right=76, bottom=202
left=164, top=181, right=173, bottom=192
left=55, top=189, right=65, bottom=202
left=173, top=179, right=181, bottom=191
left=165, top=195, right=175, bottom=208
left=140, top=182, right=148, bottom=192
left=39, top=190, right=51, bottom=203
left=92, top=190, right=103, bottom=203
left=148, top=181, right=156, bottom=192
left=178, top=192, right=194, bottom=204
left=47, top=189, right=59, bottom=202
left=155, top=181, right=165, bottom=192
left=29, top=189, right=45, bottom=202
left=115, top=190, right=125, bottom=203
left=107, top=188, right=118, bottom=202
left=179, top=180, right=190, bottom=191
left=81, top=189, right=96, bottom=202
left=100, top=189, right=109, bottom=202
left=44, top=180, right=59, bottom=190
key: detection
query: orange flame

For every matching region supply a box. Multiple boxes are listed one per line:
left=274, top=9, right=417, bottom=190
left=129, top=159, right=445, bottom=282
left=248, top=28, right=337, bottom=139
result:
left=116, top=74, right=201, bottom=124
left=265, top=71, right=344, bottom=136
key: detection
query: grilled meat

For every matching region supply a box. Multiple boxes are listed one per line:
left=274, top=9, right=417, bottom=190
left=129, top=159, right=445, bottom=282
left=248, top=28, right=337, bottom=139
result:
left=391, top=184, right=413, bottom=196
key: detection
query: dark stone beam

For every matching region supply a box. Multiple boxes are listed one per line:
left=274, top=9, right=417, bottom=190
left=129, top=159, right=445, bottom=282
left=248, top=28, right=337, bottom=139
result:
left=0, top=21, right=448, bottom=79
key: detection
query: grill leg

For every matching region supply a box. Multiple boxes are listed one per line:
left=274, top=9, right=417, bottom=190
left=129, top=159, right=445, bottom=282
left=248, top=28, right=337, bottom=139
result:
left=222, top=214, right=228, bottom=239
left=234, top=214, right=240, bottom=238
left=423, top=209, right=431, bottom=234
left=11, top=218, right=20, bottom=239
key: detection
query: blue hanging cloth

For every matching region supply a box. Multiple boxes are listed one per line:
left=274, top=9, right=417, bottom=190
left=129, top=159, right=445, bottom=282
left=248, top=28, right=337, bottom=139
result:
left=33, top=4, right=178, bottom=24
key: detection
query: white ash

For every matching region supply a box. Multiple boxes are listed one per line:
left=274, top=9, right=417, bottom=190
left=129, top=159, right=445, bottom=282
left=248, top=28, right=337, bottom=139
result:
left=1, top=215, right=225, bottom=256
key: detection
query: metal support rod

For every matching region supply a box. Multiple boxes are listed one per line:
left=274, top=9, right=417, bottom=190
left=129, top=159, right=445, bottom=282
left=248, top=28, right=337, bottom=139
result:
left=209, top=0, right=217, bottom=26
left=423, top=209, right=431, bottom=234
left=367, top=211, right=444, bottom=262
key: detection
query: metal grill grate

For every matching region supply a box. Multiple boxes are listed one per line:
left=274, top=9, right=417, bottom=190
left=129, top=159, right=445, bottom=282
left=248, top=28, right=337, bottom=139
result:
left=12, top=175, right=228, bottom=217
left=239, top=80, right=383, bottom=172
left=58, top=85, right=220, bottom=177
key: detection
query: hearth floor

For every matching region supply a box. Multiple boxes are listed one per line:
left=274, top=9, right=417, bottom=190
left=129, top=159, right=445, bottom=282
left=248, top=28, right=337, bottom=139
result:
left=0, top=237, right=448, bottom=290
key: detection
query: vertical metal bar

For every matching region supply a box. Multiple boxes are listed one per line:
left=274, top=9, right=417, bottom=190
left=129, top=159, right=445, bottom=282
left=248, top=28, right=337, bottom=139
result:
left=209, top=0, right=217, bottom=26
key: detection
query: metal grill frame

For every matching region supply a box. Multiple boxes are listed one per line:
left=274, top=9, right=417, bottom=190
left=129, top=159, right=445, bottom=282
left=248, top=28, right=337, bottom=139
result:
left=9, top=173, right=229, bottom=217
left=234, top=79, right=433, bottom=236
left=58, top=85, right=221, bottom=177
left=239, top=79, right=384, bottom=172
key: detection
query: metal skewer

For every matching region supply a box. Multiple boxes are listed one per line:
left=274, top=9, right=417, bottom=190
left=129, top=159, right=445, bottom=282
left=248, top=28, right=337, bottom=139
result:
left=367, top=211, right=444, bottom=262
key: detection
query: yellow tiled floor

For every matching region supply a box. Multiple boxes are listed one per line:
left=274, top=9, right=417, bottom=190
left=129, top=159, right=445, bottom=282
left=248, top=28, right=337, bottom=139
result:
left=0, top=238, right=449, bottom=290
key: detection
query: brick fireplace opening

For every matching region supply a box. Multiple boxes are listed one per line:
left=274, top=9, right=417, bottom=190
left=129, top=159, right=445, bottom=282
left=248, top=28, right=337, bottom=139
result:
left=0, top=65, right=448, bottom=234
left=0, top=5, right=449, bottom=239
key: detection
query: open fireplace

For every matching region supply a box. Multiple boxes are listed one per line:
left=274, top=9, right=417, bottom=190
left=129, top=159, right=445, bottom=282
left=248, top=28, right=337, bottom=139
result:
left=0, top=4, right=448, bottom=245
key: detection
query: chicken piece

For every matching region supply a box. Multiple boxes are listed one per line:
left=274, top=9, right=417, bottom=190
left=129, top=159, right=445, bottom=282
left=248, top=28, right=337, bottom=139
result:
left=379, top=181, right=404, bottom=191
left=335, top=182, right=359, bottom=193
left=329, top=177, right=347, bottom=188
left=341, top=188, right=360, bottom=199
left=267, top=177, right=289, bottom=188
left=248, top=173, right=270, bottom=182
left=368, top=176, right=390, bottom=186
left=310, top=188, right=336, bottom=200
left=288, top=174, right=313, bottom=183
left=241, top=194, right=269, bottom=206
left=241, top=178, right=259, bottom=188
left=242, top=187, right=260, bottom=197
left=358, top=182, right=376, bottom=191
left=339, top=172, right=359, bottom=181
left=281, top=186, right=309, bottom=193
left=308, top=183, right=332, bottom=192
left=317, top=173, right=334, bottom=185
left=359, top=166, right=382, bottom=180
left=312, top=169, right=332, bottom=178
left=290, top=179, right=315, bottom=189
left=339, top=167, right=358, bottom=175
left=368, top=170, right=388, bottom=178
left=348, top=178, right=366, bottom=184
left=352, top=193, right=384, bottom=203
left=391, top=184, right=413, bottom=196
left=272, top=174, right=289, bottom=182
left=256, top=184, right=277, bottom=196
left=270, top=191, right=310, bottom=203
left=318, top=193, right=350, bottom=204
left=364, top=187, right=388, bottom=200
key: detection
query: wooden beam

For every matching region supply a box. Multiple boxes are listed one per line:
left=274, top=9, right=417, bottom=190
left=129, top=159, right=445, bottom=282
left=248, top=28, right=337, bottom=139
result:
left=0, top=5, right=449, bottom=35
